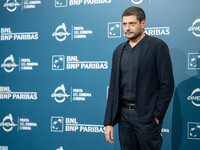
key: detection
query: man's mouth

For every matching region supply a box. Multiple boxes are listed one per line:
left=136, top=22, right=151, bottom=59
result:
left=126, top=32, right=133, bottom=34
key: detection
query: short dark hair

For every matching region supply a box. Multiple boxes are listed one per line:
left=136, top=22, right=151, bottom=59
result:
left=122, top=6, right=146, bottom=22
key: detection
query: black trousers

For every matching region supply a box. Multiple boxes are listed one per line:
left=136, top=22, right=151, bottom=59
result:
left=118, top=106, right=162, bottom=150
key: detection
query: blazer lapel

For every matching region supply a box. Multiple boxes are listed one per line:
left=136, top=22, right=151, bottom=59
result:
left=117, top=42, right=127, bottom=69
left=136, top=35, right=151, bottom=77
left=115, top=42, right=126, bottom=99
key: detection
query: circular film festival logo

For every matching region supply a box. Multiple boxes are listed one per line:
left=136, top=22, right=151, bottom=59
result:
left=131, top=0, right=143, bottom=4
left=188, top=18, right=200, bottom=37
left=51, top=84, right=70, bottom=103
left=52, top=23, right=71, bottom=42
left=0, top=114, right=17, bottom=132
left=1, top=55, right=18, bottom=73
left=187, top=88, right=200, bottom=107
left=4, top=0, right=20, bottom=12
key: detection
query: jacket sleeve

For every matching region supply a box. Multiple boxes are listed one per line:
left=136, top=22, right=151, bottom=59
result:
left=153, top=41, right=174, bottom=121
left=103, top=50, right=117, bottom=126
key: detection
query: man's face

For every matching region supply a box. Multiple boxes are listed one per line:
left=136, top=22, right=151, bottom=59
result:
left=122, top=15, right=145, bottom=40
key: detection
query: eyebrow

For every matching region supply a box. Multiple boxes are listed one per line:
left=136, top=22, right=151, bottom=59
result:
left=123, top=22, right=137, bottom=24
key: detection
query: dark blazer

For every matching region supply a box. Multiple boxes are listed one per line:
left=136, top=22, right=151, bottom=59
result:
left=104, top=35, right=174, bottom=126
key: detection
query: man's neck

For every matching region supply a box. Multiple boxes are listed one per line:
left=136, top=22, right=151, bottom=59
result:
left=129, top=32, right=145, bottom=48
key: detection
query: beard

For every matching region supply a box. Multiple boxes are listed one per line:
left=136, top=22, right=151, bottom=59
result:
left=125, top=31, right=143, bottom=40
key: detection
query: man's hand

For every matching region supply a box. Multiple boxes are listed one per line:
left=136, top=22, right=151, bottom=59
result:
left=154, top=117, right=159, bottom=125
left=105, top=125, right=114, bottom=144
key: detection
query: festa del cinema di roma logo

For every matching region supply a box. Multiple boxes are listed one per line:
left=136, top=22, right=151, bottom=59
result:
left=52, top=23, right=93, bottom=41
left=51, top=84, right=70, bottom=103
left=1, top=54, right=39, bottom=73
left=0, top=114, right=37, bottom=132
left=0, top=114, right=17, bottom=132
left=131, top=0, right=143, bottom=4
left=3, top=0, right=20, bottom=12
left=187, top=88, right=200, bottom=107
left=51, top=84, right=92, bottom=103
left=3, top=0, right=41, bottom=12
left=131, top=0, right=160, bottom=4
left=52, top=23, right=71, bottom=42
left=1, top=55, right=18, bottom=73
left=188, top=18, right=200, bottom=37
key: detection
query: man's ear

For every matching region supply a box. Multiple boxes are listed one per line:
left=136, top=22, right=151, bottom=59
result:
left=141, top=19, right=146, bottom=30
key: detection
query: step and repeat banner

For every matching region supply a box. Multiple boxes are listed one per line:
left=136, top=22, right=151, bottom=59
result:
left=0, top=0, right=200, bottom=150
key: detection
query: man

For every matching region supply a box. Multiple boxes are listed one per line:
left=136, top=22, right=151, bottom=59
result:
left=104, top=6, right=174, bottom=150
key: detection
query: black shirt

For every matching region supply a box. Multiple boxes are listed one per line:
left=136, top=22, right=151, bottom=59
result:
left=120, top=35, right=147, bottom=102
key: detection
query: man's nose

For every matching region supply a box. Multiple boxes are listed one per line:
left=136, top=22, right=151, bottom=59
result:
left=126, top=24, right=131, bottom=30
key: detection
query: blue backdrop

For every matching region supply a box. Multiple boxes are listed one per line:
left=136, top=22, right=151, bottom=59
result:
left=0, top=0, right=200, bottom=150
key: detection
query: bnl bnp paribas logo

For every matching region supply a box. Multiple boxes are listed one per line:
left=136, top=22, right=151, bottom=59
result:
left=188, top=53, right=200, bottom=69
left=1, top=27, right=39, bottom=41
left=187, top=88, right=200, bottom=107
left=52, top=23, right=93, bottom=42
left=1, top=54, right=39, bottom=73
left=3, top=0, right=41, bottom=12
left=55, top=0, right=111, bottom=7
left=107, top=22, right=170, bottom=38
left=51, top=117, right=105, bottom=133
left=188, top=122, right=200, bottom=140
left=51, top=84, right=92, bottom=103
left=56, top=146, right=64, bottom=150
left=52, top=55, right=108, bottom=70
left=188, top=18, right=200, bottom=37
left=107, top=22, right=121, bottom=38
left=0, top=114, right=37, bottom=132
left=0, top=86, right=37, bottom=101
left=0, top=146, right=8, bottom=150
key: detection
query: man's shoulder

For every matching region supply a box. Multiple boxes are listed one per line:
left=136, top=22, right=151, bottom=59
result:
left=115, top=41, right=127, bottom=50
left=148, top=35, right=167, bottom=46
left=113, top=41, right=127, bottom=54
